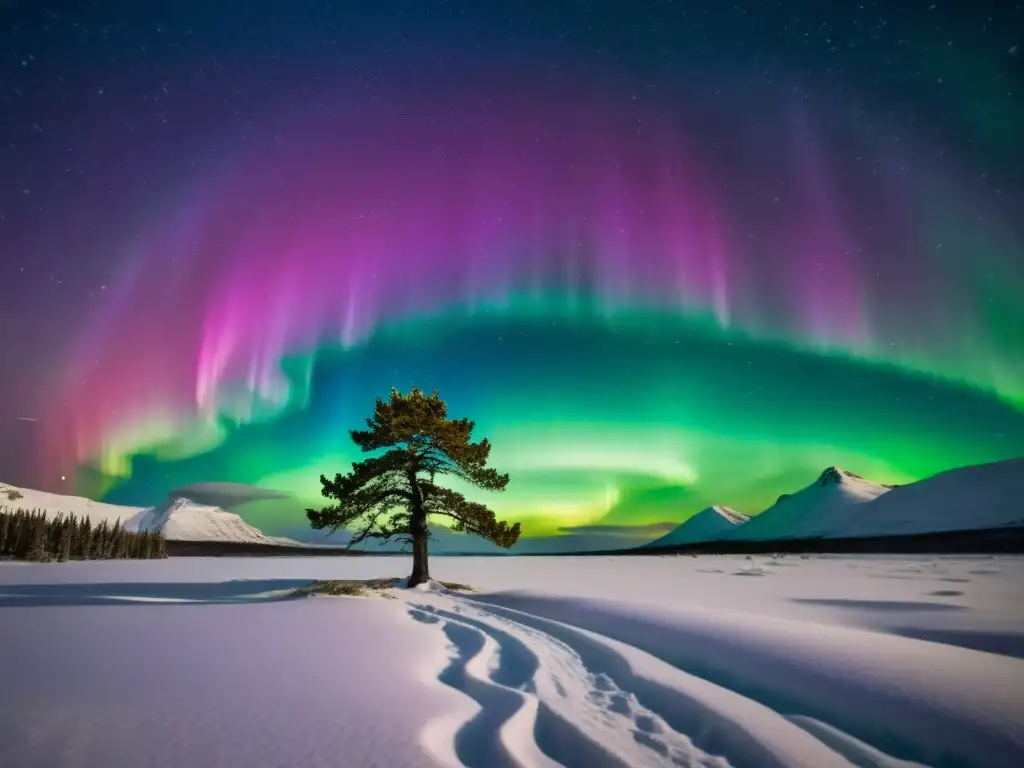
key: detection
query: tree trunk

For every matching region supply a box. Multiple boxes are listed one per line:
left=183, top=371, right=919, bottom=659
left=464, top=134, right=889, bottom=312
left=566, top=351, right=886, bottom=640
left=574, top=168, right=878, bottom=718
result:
left=408, top=510, right=430, bottom=587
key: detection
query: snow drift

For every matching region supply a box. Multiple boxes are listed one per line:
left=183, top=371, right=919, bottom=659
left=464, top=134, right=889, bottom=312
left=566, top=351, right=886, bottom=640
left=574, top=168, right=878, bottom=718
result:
left=643, top=506, right=749, bottom=548
left=4, top=555, right=1023, bottom=767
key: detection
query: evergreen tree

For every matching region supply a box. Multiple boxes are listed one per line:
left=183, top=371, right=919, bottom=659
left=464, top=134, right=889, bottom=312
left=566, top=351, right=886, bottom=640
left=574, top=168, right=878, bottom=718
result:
left=28, top=514, right=49, bottom=561
left=92, top=520, right=108, bottom=559
left=47, top=512, right=64, bottom=556
left=79, top=517, right=93, bottom=559
left=57, top=515, right=74, bottom=561
left=18, top=510, right=30, bottom=555
left=0, top=506, right=164, bottom=561
left=116, top=520, right=126, bottom=557
left=0, top=509, right=16, bottom=555
left=16, top=510, right=38, bottom=559
left=307, top=387, right=520, bottom=587
left=108, top=519, right=119, bottom=558
left=11, top=510, right=29, bottom=557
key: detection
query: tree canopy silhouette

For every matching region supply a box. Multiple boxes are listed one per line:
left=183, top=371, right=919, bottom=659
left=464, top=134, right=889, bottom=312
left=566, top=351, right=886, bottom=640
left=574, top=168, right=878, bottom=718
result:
left=307, top=387, right=520, bottom=586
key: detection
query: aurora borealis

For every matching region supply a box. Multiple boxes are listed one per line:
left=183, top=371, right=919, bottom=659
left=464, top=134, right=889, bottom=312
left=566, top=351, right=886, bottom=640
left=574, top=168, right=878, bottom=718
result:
left=1, top=2, right=1022, bottom=543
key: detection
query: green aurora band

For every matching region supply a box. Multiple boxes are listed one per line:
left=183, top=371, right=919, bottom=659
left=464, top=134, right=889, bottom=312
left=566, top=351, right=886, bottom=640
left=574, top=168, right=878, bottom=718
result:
left=43, top=57, right=1022, bottom=542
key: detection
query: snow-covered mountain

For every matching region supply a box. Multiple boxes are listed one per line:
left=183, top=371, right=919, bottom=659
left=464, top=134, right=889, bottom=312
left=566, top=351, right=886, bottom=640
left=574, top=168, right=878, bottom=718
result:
left=134, top=496, right=292, bottom=544
left=642, top=506, right=749, bottom=548
left=0, top=482, right=146, bottom=527
left=0, top=482, right=294, bottom=545
left=661, top=459, right=1023, bottom=546
left=8, top=456, right=1022, bottom=551
left=723, top=466, right=893, bottom=542
left=824, top=457, right=1024, bottom=538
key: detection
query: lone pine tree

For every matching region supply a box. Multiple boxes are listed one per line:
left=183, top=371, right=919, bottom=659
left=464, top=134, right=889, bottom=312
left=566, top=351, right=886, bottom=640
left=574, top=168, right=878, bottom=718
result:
left=307, top=387, right=521, bottom=587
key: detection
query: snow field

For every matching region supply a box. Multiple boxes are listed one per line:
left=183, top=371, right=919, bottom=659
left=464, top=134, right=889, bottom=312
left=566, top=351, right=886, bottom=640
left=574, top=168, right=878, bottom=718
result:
left=2, top=554, right=1022, bottom=767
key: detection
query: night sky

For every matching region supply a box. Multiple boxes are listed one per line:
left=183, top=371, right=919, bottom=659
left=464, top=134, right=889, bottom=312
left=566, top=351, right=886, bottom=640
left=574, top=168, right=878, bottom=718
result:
left=1, top=1, right=1022, bottom=541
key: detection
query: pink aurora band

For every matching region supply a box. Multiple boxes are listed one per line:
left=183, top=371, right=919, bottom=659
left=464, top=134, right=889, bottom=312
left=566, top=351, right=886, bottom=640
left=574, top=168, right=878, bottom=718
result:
left=48, top=73, right=1023, bottom=480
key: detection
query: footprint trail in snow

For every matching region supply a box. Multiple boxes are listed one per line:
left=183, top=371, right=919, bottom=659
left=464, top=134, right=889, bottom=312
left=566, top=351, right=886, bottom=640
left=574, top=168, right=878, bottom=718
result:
left=404, top=586, right=889, bottom=768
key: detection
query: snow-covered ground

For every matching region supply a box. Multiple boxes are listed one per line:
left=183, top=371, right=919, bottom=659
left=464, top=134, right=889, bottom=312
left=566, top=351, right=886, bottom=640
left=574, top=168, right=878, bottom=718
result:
left=2, top=555, right=1022, bottom=767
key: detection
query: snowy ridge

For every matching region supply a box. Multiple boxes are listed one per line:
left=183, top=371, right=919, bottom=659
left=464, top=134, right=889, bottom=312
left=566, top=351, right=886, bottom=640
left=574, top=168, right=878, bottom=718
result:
left=825, top=457, right=1024, bottom=538
left=0, top=482, right=295, bottom=545
left=724, top=466, right=893, bottom=542
left=0, top=482, right=146, bottom=528
left=666, top=459, right=1024, bottom=545
left=135, top=496, right=285, bottom=544
left=643, top=506, right=750, bottom=548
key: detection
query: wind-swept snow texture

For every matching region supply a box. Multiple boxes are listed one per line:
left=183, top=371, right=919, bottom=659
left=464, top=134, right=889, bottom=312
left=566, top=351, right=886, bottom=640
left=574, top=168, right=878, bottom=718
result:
left=644, top=506, right=749, bottom=548
left=2, top=554, right=1022, bottom=767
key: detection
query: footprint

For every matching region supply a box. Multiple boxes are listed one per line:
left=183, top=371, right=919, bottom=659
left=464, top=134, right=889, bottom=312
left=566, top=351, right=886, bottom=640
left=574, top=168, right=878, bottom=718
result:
left=416, top=600, right=721, bottom=767
left=635, top=714, right=663, bottom=734
left=428, top=620, right=540, bottom=768
left=594, top=673, right=616, bottom=692
left=415, top=605, right=629, bottom=767
left=634, top=729, right=670, bottom=757
left=408, top=608, right=440, bottom=624
left=608, top=692, right=633, bottom=715
left=414, top=605, right=538, bottom=689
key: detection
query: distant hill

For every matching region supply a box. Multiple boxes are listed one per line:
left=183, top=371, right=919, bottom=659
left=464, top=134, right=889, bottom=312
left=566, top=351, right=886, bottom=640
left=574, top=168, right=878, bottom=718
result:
left=636, top=458, right=1024, bottom=550
left=134, top=496, right=299, bottom=545
left=9, top=456, right=1023, bottom=555
left=822, top=457, right=1024, bottom=538
left=0, top=483, right=296, bottom=546
left=642, top=506, right=749, bottom=548
left=0, top=482, right=145, bottom=527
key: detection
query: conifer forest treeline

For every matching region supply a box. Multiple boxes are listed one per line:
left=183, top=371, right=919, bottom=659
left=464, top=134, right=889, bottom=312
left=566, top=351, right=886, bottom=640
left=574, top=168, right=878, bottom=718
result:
left=0, top=507, right=167, bottom=561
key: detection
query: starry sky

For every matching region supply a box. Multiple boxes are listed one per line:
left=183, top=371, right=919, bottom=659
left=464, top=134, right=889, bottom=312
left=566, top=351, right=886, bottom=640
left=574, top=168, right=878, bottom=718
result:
left=1, top=1, right=1022, bottom=543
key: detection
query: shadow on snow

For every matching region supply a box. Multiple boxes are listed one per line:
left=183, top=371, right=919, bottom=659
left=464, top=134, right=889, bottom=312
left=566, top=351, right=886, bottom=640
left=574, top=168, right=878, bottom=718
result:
left=0, top=579, right=315, bottom=606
